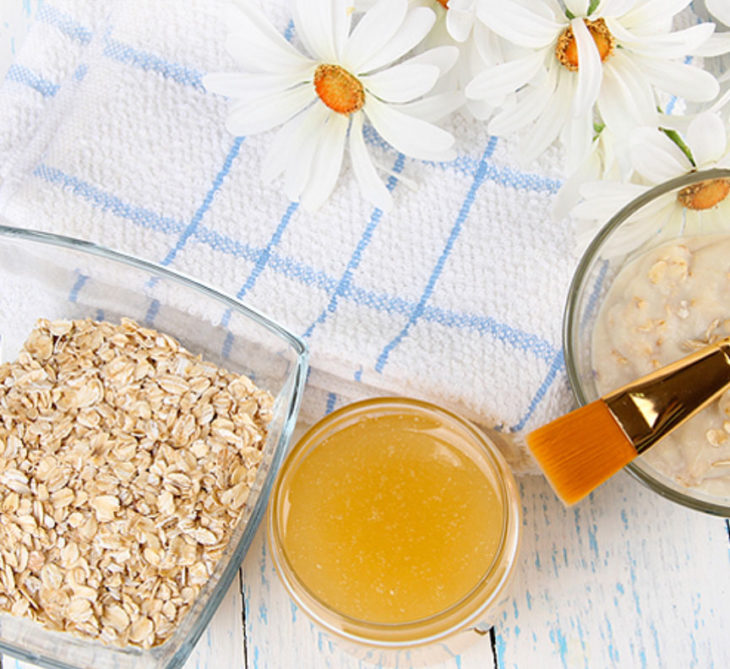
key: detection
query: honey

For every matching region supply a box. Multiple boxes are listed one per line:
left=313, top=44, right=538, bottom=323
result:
left=268, top=398, right=521, bottom=656
left=278, top=411, right=504, bottom=623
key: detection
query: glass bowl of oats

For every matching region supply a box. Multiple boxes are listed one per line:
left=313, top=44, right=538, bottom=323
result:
left=565, top=168, right=730, bottom=516
left=0, top=223, right=308, bottom=667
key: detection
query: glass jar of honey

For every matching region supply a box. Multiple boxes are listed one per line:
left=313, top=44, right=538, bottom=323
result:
left=267, top=397, right=522, bottom=664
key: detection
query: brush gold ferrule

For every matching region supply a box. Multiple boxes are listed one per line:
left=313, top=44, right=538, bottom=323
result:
left=603, top=338, right=730, bottom=454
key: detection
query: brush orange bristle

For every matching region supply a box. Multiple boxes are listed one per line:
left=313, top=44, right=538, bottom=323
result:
left=527, top=400, right=639, bottom=506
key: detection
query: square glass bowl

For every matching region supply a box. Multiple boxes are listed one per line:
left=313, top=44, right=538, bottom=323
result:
left=564, top=168, right=730, bottom=516
left=0, top=222, right=308, bottom=667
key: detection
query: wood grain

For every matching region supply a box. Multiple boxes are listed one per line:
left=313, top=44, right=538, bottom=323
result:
left=243, top=473, right=730, bottom=669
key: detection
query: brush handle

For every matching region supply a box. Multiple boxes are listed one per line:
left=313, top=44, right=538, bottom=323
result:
left=604, top=339, right=730, bottom=454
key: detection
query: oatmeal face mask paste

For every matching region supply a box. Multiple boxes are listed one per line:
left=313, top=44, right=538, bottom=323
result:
left=592, top=236, right=730, bottom=499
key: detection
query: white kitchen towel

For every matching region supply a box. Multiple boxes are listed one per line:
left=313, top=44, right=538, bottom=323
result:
left=0, top=0, right=580, bottom=474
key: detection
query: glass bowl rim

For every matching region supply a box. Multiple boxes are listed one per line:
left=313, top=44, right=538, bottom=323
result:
left=0, top=221, right=308, bottom=360
left=0, top=221, right=311, bottom=666
left=563, top=167, right=730, bottom=517
left=267, top=396, right=522, bottom=647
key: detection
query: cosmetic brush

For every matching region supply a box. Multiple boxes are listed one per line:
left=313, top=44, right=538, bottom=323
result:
left=527, top=338, right=730, bottom=506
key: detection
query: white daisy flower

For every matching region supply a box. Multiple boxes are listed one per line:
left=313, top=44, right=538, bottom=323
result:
left=571, top=110, right=730, bottom=254
left=466, top=0, right=721, bottom=168
left=204, top=0, right=460, bottom=211
left=354, top=0, right=499, bottom=119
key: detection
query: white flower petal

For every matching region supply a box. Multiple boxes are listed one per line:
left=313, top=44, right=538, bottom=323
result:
left=362, top=63, right=439, bottom=103
left=553, top=148, right=602, bottom=222
left=630, top=127, right=690, bottom=183
left=561, top=111, right=594, bottom=173
left=342, top=0, right=408, bottom=72
left=293, top=0, right=344, bottom=61
left=398, top=91, right=464, bottom=123
left=693, top=32, right=730, bottom=58
left=473, top=21, right=504, bottom=65
left=476, top=0, right=562, bottom=49
left=619, top=0, right=691, bottom=31
left=572, top=181, right=647, bottom=222
left=709, top=87, right=730, bottom=114
left=519, top=70, right=573, bottom=165
left=608, top=20, right=715, bottom=58
left=261, top=103, right=330, bottom=183
left=300, top=114, right=349, bottom=210
left=332, top=0, right=352, bottom=59
left=635, top=56, right=719, bottom=102
left=203, top=71, right=311, bottom=97
left=446, top=8, right=475, bottom=43
left=488, top=65, right=557, bottom=136
left=225, top=86, right=315, bottom=136
left=465, top=52, right=545, bottom=101
left=349, top=113, right=392, bottom=211
left=403, top=45, right=460, bottom=77
left=595, top=0, right=636, bottom=15
left=687, top=112, right=727, bottom=167
left=356, top=7, right=436, bottom=74
left=398, top=91, right=466, bottom=123
left=708, top=0, right=730, bottom=26
left=224, top=17, right=311, bottom=73
left=596, top=52, right=656, bottom=139
left=284, top=113, right=327, bottom=200
left=571, top=17, right=603, bottom=117
left=565, top=0, right=590, bottom=16
left=364, top=97, right=455, bottom=161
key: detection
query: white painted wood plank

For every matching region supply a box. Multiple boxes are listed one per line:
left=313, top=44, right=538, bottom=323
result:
left=0, top=570, right=246, bottom=669
left=494, top=473, right=730, bottom=669
left=182, top=572, right=246, bottom=669
left=243, top=473, right=730, bottom=669
left=241, top=518, right=497, bottom=669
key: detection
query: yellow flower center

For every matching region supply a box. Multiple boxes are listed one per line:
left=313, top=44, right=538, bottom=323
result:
left=677, top=179, right=730, bottom=210
left=556, top=18, right=614, bottom=71
left=436, top=0, right=449, bottom=8
left=313, top=64, right=365, bottom=115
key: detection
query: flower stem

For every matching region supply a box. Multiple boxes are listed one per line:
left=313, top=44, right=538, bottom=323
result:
left=660, top=127, right=696, bottom=168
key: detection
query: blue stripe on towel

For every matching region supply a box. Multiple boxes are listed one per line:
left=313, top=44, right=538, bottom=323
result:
left=375, top=137, right=497, bottom=373
left=234, top=202, right=298, bottom=301
left=509, top=349, right=565, bottom=432
left=33, top=164, right=185, bottom=235
left=5, top=64, right=59, bottom=97
left=159, top=137, right=244, bottom=267
left=33, top=164, right=560, bottom=363
left=302, top=153, right=406, bottom=339
left=38, top=3, right=93, bottom=45
left=103, top=37, right=205, bottom=90
left=220, top=200, right=299, bottom=358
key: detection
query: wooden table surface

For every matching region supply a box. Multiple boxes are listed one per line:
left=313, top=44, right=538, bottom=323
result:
left=4, top=469, right=728, bottom=669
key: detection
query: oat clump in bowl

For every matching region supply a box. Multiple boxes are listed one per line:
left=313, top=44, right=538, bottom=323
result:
left=0, top=318, right=273, bottom=649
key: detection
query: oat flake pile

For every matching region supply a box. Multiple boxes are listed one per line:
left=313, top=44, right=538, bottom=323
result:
left=0, top=318, right=273, bottom=649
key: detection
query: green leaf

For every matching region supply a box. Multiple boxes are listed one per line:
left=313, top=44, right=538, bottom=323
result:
left=588, top=0, right=600, bottom=15
left=565, top=9, right=576, bottom=19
